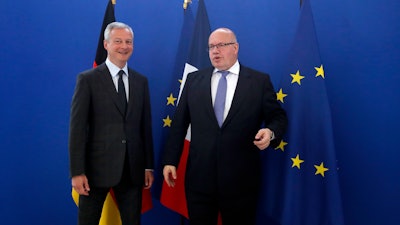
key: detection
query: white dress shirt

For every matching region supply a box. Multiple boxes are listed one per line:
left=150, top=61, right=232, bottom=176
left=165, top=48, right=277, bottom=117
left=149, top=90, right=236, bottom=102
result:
left=105, top=58, right=129, bottom=101
left=211, top=60, right=240, bottom=122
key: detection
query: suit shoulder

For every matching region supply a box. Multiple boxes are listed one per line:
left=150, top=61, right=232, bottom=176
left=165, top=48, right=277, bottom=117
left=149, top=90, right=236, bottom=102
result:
left=240, top=65, right=270, bottom=78
left=128, top=68, right=148, bottom=80
left=187, top=67, right=213, bottom=80
left=75, top=68, right=95, bottom=83
left=77, top=64, right=107, bottom=78
left=77, top=68, right=94, bottom=76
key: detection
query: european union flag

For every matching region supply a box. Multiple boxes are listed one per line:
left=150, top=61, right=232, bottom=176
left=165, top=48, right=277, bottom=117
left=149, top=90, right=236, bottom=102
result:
left=258, top=0, right=345, bottom=224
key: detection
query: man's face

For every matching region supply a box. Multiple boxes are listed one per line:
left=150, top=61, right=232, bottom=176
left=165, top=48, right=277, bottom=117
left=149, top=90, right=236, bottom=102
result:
left=104, top=28, right=133, bottom=68
left=208, top=30, right=238, bottom=71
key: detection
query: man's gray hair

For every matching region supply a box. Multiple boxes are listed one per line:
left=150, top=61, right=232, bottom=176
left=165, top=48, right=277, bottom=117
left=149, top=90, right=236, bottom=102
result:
left=104, top=22, right=134, bottom=41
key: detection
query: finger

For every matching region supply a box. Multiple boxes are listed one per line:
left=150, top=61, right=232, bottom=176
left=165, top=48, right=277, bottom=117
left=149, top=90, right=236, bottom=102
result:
left=145, top=179, right=153, bottom=189
left=260, top=140, right=271, bottom=150
left=83, top=181, right=90, bottom=192
left=75, top=186, right=88, bottom=196
left=167, top=179, right=175, bottom=187
left=148, top=175, right=154, bottom=186
left=163, top=167, right=170, bottom=179
left=255, top=131, right=266, bottom=141
left=170, top=169, right=177, bottom=180
left=254, top=140, right=267, bottom=150
left=163, top=166, right=177, bottom=179
left=165, top=173, right=176, bottom=187
left=144, top=175, right=154, bottom=188
left=254, top=131, right=262, bottom=141
left=144, top=182, right=151, bottom=189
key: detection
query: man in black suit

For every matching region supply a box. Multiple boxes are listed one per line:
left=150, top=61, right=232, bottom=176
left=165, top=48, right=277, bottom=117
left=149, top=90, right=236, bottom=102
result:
left=162, top=28, right=287, bottom=225
left=69, top=22, right=154, bottom=225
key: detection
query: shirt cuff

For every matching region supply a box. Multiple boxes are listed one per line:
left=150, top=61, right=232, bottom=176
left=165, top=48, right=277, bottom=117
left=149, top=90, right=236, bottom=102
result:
left=270, top=131, right=275, bottom=140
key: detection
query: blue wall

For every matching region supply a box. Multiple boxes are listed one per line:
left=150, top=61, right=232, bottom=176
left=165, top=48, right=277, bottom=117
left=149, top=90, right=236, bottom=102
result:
left=0, top=0, right=399, bottom=224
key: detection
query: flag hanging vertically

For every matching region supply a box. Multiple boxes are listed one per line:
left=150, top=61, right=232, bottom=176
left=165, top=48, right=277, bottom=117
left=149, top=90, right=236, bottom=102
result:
left=160, top=0, right=211, bottom=219
left=158, top=4, right=194, bottom=220
left=93, top=0, right=116, bottom=68
left=72, top=1, right=152, bottom=225
left=258, top=0, right=345, bottom=225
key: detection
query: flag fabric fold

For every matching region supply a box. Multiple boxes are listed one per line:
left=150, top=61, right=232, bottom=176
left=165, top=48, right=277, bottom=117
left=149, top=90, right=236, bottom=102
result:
left=160, top=0, right=211, bottom=219
left=72, top=1, right=152, bottom=225
left=258, top=0, right=345, bottom=225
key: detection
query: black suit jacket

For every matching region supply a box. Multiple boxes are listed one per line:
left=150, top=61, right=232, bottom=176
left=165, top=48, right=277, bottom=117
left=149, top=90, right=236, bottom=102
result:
left=69, top=63, right=154, bottom=187
left=163, top=65, right=287, bottom=194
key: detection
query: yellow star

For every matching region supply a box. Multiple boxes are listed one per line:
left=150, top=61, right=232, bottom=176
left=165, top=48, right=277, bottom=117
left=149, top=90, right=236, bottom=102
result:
left=315, top=64, right=324, bottom=78
left=274, top=140, right=288, bottom=152
left=290, top=70, right=305, bottom=85
left=291, top=154, right=304, bottom=169
left=314, top=162, right=329, bottom=177
left=276, top=88, right=287, bottom=103
left=166, top=93, right=177, bottom=106
left=163, top=115, right=172, bottom=127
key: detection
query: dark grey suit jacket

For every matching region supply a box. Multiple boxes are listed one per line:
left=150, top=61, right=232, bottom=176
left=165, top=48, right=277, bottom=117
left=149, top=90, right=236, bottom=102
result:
left=69, top=63, right=154, bottom=187
left=163, top=65, right=287, bottom=194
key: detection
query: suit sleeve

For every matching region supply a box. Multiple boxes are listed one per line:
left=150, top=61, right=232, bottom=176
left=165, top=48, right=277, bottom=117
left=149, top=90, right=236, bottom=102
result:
left=162, top=73, right=193, bottom=167
left=262, top=75, right=288, bottom=148
left=142, top=78, right=155, bottom=169
left=68, top=73, right=90, bottom=177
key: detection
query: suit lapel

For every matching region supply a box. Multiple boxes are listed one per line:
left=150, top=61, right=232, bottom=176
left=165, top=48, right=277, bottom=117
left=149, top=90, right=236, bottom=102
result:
left=97, top=64, right=126, bottom=117
left=223, top=66, right=251, bottom=127
left=200, top=68, right=218, bottom=125
left=126, top=69, right=137, bottom=116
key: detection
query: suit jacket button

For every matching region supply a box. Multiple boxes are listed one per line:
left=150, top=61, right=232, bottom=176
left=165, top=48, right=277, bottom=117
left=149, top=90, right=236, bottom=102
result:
left=122, top=140, right=126, bottom=144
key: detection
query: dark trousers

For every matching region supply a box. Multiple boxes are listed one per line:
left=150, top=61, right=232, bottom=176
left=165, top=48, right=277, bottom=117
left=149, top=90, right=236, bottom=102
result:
left=77, top=158, right=142, bottom=225
left=186, top=188, right=259, bottom=225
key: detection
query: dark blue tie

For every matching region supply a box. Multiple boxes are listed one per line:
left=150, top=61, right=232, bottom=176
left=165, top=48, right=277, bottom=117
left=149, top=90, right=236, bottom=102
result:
left=214, top=71, right=229, bottom=127
left=118, top=70, right=127, bottom=115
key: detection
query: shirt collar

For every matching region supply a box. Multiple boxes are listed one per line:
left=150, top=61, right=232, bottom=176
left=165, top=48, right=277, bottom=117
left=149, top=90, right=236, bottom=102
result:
left=213, top=60, right=240, bottom=75
left=105, top=58, right=129, bottom=78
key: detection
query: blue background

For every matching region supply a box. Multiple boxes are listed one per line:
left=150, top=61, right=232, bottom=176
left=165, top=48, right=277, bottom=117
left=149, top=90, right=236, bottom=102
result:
left=0, top=0, right=399, bottom=224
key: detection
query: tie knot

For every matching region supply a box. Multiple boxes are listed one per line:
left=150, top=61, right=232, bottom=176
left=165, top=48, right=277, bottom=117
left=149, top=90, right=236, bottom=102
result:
left=219, top=70, right=229, bottom=77
left=118, top=70, right=125, bottom=77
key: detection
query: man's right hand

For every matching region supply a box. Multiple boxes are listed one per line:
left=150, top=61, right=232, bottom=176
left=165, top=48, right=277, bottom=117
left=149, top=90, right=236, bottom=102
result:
left=72, top=174, right=90, bottom=196
left=163, top=165, right=177, bottom=187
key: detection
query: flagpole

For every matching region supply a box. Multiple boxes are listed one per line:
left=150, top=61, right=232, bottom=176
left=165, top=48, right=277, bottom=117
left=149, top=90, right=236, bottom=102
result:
left=183, top=0, right=192, bottom=10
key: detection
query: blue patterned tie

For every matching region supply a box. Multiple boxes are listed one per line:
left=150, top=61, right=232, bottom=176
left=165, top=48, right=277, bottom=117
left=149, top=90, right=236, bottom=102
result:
left=118, top=70, right=127, bottom=115
left=214, top=71, right=229, bottom=127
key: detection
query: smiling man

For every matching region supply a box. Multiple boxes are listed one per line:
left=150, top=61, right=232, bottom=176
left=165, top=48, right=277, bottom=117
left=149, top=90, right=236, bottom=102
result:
left=69, top=22, right=154, bottom=225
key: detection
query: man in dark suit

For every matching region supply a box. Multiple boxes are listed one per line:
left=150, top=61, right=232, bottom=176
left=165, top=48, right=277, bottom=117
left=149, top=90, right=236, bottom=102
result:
left=162, top=28, right=287, bottom=225
left=69, top=22, right=154, bottom=225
